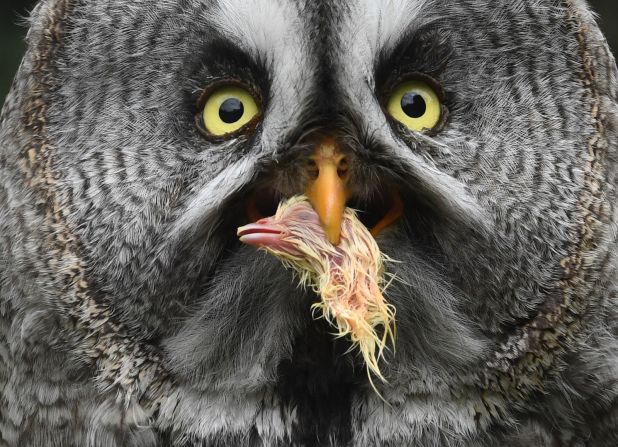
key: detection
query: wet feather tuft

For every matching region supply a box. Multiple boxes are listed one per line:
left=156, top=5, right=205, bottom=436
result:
left=241, top=196, right=396, bottom=384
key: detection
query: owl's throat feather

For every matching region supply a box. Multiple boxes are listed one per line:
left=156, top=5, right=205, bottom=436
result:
left=238, top=196, right=396, bottom=381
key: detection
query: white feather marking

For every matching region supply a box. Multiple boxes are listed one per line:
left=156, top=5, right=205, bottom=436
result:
left=172, top=156, right=257, bottom=239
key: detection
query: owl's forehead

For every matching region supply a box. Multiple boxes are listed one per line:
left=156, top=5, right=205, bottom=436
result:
left=210, top=0, right=431, bottom=66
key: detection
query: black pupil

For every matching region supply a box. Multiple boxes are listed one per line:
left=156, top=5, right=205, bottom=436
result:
left=401, top=92, right=426, bottom=118
left=219, top=98, right=244, bottom=124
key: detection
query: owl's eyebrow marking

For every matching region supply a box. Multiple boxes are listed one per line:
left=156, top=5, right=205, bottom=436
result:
left=191, top=37, right=271, bottom=92
left=374, top=23, right=452, bottom=89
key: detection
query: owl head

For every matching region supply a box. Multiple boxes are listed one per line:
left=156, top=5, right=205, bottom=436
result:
left=1, top=0, right=617, bottom=445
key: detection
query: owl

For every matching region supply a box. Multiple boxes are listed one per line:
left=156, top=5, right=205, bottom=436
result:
left=0, top=0, right=617, bottom=446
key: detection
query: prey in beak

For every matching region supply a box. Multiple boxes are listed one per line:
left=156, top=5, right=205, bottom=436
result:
left=238, top=196, right=396, bottom=383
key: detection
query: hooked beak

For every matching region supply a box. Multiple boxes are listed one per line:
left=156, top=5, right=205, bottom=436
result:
left=243, top=138, right=404, bottom=246
left=305, top=138, right=349, bottom=245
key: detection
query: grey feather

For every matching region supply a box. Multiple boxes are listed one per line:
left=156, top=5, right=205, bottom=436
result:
left=0, top=0, right=617, bottom=445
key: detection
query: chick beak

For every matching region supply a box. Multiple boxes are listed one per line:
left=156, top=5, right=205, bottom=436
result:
left=305, top=138, right=349, bottom=245
left=237, top=220, right=304, bottom=257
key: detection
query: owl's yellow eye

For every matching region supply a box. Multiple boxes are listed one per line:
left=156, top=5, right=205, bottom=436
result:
left=386, top=80, right=442, bottom=132
left=201, top=85, right=260, bottom=136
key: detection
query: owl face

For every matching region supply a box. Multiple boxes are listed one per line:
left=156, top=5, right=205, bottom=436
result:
left=25, top=0, right=615, bottom=443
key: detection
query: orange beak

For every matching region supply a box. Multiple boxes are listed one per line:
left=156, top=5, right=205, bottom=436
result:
left=305, top=138, right=349, bottom=245
left=246, top=138, right=404, bottom=245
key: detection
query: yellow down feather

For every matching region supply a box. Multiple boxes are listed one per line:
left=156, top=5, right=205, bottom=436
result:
left=259, top=196, right=396, bottom=384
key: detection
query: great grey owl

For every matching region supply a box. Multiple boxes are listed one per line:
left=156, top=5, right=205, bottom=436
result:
left=1, top=0, right=617, bottom=446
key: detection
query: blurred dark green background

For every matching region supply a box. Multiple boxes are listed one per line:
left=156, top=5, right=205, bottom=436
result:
left=1, top=0, right=617, bottom=106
